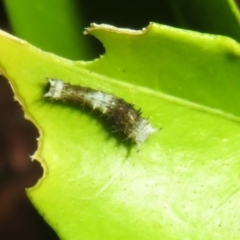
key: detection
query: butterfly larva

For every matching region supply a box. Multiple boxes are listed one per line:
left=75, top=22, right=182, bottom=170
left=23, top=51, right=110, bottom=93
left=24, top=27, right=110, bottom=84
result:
left=44, top=79, right=156, bottom=149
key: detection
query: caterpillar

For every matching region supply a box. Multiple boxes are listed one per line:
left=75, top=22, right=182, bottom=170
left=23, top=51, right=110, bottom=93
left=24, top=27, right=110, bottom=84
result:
left=44, top=79, right=156, bottom=149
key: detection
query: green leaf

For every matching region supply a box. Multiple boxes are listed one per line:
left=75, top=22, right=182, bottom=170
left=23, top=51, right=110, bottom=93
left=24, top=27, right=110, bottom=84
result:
left=169, top=0, right=240, bottom=41
left=4, top=0, right=240, bottom=60
left=3, top=0, right=94, bottom=60
left=0, top=23, right=240, bottom=239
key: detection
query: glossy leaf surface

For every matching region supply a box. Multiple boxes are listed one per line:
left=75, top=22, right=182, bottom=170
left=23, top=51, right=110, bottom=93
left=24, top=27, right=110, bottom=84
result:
left=0, top=23, right=240, bottom=239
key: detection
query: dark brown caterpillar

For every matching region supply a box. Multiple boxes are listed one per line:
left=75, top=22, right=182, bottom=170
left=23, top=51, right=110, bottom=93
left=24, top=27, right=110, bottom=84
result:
left=44, top=79, right=156, bottom=149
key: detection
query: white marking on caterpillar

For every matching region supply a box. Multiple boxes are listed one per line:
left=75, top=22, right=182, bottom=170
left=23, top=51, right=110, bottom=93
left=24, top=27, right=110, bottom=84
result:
left=44, top=79, right=64, bottom=99
left=44, top=79, right=157, bottom=149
